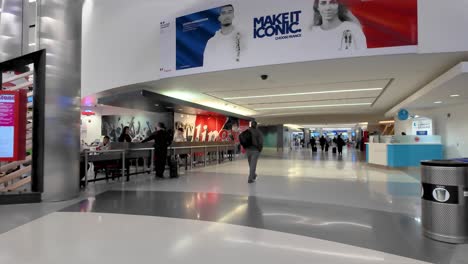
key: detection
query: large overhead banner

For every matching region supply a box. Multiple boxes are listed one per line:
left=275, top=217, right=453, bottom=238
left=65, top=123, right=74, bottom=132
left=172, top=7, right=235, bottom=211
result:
left=159, top=0, right=418, bottom=78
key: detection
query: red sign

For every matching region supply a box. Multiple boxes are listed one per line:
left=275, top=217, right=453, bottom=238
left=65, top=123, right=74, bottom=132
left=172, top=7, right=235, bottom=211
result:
left=0, top=90, right=27, bottom=161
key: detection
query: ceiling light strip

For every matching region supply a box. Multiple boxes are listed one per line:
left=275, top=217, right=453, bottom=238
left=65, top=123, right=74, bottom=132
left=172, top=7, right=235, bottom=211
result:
left=255, top=103, right=372, bottom=111
left=223, top=88, right=383, bottom=100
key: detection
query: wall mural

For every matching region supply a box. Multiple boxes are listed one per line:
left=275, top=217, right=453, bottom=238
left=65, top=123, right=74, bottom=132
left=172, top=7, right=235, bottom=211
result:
left=102, top=113, right=173, bottom=142
left=174, top=113, right=249, bottom=143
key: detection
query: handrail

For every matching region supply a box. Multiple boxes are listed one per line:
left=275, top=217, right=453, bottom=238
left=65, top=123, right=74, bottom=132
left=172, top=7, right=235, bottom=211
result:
left=2, top=71, right=33, bottom=84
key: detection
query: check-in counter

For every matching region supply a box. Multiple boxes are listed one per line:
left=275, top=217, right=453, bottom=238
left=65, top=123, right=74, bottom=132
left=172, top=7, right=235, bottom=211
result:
left=80, top=141, right=237, bottom=186
left=366, top=136, right=443, bottom=167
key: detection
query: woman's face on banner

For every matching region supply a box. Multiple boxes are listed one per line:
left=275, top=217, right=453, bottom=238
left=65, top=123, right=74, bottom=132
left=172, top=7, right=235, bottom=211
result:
left=317, top=0, right=339, bottom=21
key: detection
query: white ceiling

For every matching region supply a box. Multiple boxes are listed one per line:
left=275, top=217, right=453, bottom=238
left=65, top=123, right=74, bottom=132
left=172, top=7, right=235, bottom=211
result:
left=387, top=62, right=468, bottom=115
left=144, top=51, right=468, bottom=123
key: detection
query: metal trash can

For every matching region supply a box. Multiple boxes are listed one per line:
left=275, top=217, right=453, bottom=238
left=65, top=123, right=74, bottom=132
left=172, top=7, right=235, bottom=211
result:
left=421, top=159, right=468, bottom=244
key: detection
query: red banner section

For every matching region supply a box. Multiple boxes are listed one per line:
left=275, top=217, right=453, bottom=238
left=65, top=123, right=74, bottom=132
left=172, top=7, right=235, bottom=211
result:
left=343, top=0, right=418, bottom=48
left=175, top=113, right=249, bottom=143
left=0, top=90, right=27, bottom=161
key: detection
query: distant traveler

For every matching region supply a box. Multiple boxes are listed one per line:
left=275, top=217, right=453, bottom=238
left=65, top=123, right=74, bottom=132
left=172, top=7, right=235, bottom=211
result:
left=142, top=123, right=172, bottom=178
left=337, top=135, right=345, bottom=155
left=331, top=137, right=337, bottom=154
left=118, top=126, right=132, bottom=142
left=203, top=4, right=243, bottom=68
left=319, top=135, right=326, bottom=151
left=239, top=121, right=263, bottom=184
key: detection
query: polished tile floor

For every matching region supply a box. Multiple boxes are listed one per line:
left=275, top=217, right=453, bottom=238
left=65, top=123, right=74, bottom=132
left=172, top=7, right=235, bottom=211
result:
left=0, top=148, right=466, bottom=264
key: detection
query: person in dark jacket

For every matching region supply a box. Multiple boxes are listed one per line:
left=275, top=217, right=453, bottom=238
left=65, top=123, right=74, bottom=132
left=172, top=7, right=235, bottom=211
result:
left=142, top=122, right=172, bottom=178
left=246, top=121, right=264, bottom=184
left=319, top=135, right=326, bottom=151
left=118, top=126, right=132, bottom=142
left=337, top=134, right=346, bottom=155
left=310, top=137, right=316, bottom=148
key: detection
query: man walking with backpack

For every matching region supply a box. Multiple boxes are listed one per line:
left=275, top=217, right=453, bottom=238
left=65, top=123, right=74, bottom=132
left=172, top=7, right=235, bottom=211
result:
left=239, top=121, right=264, bottom=184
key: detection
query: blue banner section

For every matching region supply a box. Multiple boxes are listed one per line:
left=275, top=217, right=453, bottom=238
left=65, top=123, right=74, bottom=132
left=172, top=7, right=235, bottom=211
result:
left=176, top=8, right=221, bottom=70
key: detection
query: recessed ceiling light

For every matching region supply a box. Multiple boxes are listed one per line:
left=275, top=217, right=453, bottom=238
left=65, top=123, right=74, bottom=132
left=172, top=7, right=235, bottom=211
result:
left=254, top=102, right=372, bottom=111
left=29, top=0, right=36, bottom=3
left=434, top=101, right=443, bottom=104
left=223, top=88, right=383, bottom=100
left=379, top=120, right=395, bottom=124
left=154, top=104, right=159, bottom=107
left=28, top=43, right=36, bottom=46
left=450, top=94, right=460, bottom=97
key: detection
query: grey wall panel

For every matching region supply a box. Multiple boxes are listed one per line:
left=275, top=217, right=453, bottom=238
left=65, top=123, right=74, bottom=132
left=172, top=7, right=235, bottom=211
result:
left=0, top=0, right=23, bottom=62
left=38, top=0, right=83, bottom=201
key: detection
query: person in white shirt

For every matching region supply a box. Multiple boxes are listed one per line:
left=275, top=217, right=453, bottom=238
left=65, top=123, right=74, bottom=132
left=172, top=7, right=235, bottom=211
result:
left=203, top=4, right=242, bottom=69
left=97, top=136, right=111, bottom=151
left=309, top=0, right=367, bottom=51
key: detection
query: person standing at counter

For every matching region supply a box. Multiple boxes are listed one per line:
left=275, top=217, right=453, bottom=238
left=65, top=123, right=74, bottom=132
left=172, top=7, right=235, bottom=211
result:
left=142, top=123, right=172, bottom=178
left=118, top=126, right=132, bottom=142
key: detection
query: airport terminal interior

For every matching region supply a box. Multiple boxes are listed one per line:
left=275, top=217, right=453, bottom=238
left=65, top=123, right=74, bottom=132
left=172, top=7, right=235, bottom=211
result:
left=1, top=0, right=468, bottom=263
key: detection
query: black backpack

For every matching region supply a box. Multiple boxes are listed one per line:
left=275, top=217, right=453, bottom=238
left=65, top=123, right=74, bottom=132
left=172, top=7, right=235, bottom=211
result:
left=239, top=129, right=253, bottom=148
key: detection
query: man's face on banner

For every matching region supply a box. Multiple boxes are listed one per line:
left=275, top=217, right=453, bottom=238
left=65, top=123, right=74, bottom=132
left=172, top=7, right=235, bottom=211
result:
left=218, top=5, right=235, bottom=26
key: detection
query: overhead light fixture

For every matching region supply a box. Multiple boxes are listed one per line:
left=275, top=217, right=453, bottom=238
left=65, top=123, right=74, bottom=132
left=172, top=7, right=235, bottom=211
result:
left=414, top=115, right=420, bottom=118
left=434, top=101, right=443, bottom=104
left=223, top=88, right=383, bottom=100
left=285, top=124, right=303, bottom=130
left=450, top=94, right=460, bottom=97
left=28, top=43, right=36, bottom=46
left=255, top=102, right=372, bottom=111
left=260, top=112, right=310, bottom=117
left=154, top=104, right=159, bottom=107
left=379, top=120, right=395, bottom=124
left=29, top=0, right=36, bottom=3
left=178, top=109, right=183, bottom=111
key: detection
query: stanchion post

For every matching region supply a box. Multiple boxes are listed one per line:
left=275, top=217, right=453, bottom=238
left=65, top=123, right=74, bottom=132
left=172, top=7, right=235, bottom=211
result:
left=84, top=150, right=88, bottom=187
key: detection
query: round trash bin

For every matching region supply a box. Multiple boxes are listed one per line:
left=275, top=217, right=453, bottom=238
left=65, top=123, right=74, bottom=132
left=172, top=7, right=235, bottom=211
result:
left=421, top=159, right=468, bottom=244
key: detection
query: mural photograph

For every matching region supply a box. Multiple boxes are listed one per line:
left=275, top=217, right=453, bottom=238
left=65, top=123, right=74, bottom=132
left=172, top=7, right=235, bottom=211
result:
left=174, top=113, right=249, bottom=143
left=102, top=113, right=173, bottom=142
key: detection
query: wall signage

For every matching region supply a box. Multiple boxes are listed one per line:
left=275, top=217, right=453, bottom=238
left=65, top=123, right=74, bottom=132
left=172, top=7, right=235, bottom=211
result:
left=0, top=90, right=27, bottom=161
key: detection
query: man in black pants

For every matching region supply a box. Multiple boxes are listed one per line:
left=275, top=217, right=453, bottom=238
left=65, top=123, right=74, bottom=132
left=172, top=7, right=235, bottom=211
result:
left=319, top=136, right=326, bottom=151
left=142, top=123, right=172, bottom=178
